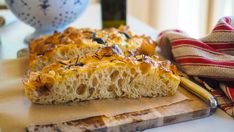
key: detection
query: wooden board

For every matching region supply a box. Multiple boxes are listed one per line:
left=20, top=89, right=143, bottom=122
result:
left=26, top=87, right=212, bottom=132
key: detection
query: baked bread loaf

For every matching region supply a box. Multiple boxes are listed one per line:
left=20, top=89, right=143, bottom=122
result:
left=23, top=47, right=180, bottom=104
left=29, top=26, right=156, bottom=71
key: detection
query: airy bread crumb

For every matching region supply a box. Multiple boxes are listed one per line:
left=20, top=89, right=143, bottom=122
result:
left=23, top=47, right=180, bottom=104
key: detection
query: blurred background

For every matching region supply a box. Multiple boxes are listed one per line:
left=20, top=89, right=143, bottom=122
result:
left=1, top=0, right=234, bottom=38
left=102, top=0, right=234, bottom=38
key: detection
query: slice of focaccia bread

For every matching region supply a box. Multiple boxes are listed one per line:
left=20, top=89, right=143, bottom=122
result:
left=29, top=26, right=156, bottom=71
left=23, top=46, right=180, bottom=104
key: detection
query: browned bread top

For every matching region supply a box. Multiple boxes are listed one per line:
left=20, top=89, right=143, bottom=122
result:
left=29, top=25, right=157, bottom=71
left=23, top=47, right=178, bottom=100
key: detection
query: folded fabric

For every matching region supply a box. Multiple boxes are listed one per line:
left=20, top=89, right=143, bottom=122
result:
left=157, top=16, right=234, bottom=118
left=0, top=9, right=17, bottom=27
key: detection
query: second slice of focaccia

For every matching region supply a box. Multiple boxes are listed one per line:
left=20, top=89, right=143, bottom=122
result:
left=29, top=26, right=156, bottom=71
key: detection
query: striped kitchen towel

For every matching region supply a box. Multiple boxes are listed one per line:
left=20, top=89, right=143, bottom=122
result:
left=157, top=16, right=234, bottom=117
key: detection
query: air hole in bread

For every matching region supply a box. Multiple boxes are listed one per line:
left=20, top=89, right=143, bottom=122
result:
left=87, top=71, right=92, bottom=78
left=89, top=87, right=95, bottom=97
left=164, top=80, right=169, bottom=85
left=123, top=72, right=127, bottom=77
left=118, top=79, right=124, bottom=87
left=59, top=49, right=66, bottom=57
left=67, top=85, right=72, bottom=91
left=159, top=76, right=163, bottom=80
left=73, top=81, right=78, bottom=88
left=110, top=71, right=119, bottom=81
left=51, top=100, right=56, bottom=104
left=108, top=84, right=115, bottom=92
left=140, top=63, right=151, bottom=74
left=35, top=99, right=40, bottom=103
left=129, top=77, right=134, bottom=84
left=36, top=85, right=51, bottom=96
left=76, top=74, right=79, bottom=78
left=130, top=68, right=136, bottom=75
left=76, top=84, right=86, bottom=95
left=92, top=77, right=98, bottom=87
left=73, top=98, right=79, bottom=101
left=99, top=73, right=103, bottom=79
left=133, top=84, right=140, bottom=89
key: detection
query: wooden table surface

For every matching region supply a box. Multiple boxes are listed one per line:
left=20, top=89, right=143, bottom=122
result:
left=0, top=4, right=233, bottom=132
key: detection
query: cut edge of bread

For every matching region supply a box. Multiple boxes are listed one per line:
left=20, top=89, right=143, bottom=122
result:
left=23, top=54, right=180, bottom=104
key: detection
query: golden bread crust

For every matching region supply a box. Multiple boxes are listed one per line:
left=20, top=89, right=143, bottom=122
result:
left=29, top=26, right=157, bottom=71
left=23, top=47, right=180, bottom=104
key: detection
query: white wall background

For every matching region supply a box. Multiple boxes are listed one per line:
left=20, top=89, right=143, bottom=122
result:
left=127, top=0, right=234, bottom=38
